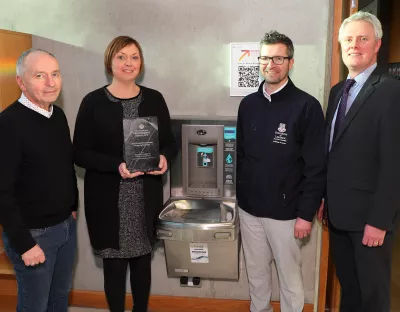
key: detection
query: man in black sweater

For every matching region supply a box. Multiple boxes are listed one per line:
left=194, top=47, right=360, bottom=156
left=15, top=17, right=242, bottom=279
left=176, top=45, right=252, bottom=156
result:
left=236, top=31, right=325, bottom=312
left=0, top=49, right=77, bottom=312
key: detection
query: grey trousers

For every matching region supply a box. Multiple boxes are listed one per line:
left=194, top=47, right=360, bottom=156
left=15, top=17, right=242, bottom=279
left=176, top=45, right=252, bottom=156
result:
left=239, top=208, right=304, bottom=312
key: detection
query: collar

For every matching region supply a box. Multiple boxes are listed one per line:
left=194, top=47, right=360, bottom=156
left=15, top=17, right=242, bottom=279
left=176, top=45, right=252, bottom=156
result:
left=18, top=93, right=53, bottom=118
left=258, top=77, right=296, bottom=102
left=263, top=79, right=289, bottom=102
left=348, top=63, right=377, bottom=87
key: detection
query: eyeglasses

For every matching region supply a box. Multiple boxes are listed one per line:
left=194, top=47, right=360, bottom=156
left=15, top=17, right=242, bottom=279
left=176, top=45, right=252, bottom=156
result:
left=258, top=56, right=291, bottom=65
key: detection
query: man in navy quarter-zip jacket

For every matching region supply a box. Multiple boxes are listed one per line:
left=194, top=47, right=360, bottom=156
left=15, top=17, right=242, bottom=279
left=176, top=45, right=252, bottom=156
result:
left=236, top=31, right=325, bottom=312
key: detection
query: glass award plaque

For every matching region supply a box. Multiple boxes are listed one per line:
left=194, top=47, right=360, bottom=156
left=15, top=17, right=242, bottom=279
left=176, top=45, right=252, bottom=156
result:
left=123, top=116, right=160, bottom=172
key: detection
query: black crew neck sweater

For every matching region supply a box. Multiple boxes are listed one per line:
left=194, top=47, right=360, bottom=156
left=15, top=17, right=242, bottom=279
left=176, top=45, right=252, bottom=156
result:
left=0, top=101, right=78, bottom=254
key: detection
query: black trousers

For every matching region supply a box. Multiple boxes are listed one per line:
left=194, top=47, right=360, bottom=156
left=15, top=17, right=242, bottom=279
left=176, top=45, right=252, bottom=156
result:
left=103, top=253, right=152, bottom=312
left=329, top=223, right=394, bottom=312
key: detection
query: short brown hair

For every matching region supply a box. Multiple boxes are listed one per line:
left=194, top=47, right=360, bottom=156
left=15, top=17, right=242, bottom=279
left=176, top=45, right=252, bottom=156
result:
left=104, top=36, right=144, bottom=76
left=260, top=30, right=294, bottom=59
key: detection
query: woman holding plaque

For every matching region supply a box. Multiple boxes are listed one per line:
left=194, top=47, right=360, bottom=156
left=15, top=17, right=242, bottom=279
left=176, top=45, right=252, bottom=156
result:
left=73, top=36, right=176, bottom=312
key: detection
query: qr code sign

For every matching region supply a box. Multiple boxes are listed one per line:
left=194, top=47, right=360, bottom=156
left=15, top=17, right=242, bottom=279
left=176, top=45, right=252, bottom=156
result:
left=238, top=66, right=259, bottom=88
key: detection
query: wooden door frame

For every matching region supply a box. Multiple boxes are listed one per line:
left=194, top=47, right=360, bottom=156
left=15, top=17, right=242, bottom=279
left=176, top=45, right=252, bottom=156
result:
left=0, top=29, right=32, bottom=111
left=319, top=1, right=358, bottom=311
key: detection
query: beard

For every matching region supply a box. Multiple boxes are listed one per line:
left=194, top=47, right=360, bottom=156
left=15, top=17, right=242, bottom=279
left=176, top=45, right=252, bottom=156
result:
left=264, top=73, right=288, bottom=85
left=262, top=65, right=290, bottom=85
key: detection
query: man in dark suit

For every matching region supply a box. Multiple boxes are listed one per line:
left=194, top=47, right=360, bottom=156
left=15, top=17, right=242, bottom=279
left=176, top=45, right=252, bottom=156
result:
left=319, top=11, right=400, bottom=312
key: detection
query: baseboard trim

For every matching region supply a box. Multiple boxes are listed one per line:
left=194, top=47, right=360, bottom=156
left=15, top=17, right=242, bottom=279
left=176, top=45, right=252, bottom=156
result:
left=70, top=289, right=314, bottom=312
left=0, top=281, right=314, bottom=312
left=0, top=275, right=17, bottom=296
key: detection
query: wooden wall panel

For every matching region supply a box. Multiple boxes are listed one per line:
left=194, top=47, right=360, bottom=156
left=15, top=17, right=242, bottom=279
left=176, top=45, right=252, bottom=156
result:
left=324, top=0, right=359, bottom=311
left=0, top=252, right=13, bottom=275
left=0, top=29, right=30, bottom=274
left=0, top=275, right=16, bottom=296
left=0, top=29, right=32, bottom=111
left=324, top=0, right=345, bottom=308
left=388, top=0, right=400, bottom=63
left=317, top=226, right=330, bottom=312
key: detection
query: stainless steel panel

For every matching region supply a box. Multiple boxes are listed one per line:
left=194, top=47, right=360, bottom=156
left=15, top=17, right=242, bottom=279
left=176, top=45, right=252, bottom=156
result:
left=156, top=227, right=238, bottom=242
left=163, top=238, right=240, bottom=280
left=158, top=198, right=237, bottom=230
left=157, top=197, right=240, bottom=279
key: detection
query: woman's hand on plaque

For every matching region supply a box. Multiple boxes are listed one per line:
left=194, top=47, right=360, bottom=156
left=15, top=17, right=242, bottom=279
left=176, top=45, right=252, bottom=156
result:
left=147, top=155, right=168, bottom=175
left=119, top=163, right=144, bottom=179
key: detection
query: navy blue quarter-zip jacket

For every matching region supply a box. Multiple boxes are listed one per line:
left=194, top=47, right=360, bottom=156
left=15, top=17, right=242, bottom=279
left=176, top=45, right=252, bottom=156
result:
left=236, top=79, right=326, bottom=222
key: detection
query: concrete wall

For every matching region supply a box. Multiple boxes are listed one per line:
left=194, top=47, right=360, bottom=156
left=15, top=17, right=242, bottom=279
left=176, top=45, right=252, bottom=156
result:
left=1, top=0, right=332, bottom=306
left=1, top=0, right=331, bottom=118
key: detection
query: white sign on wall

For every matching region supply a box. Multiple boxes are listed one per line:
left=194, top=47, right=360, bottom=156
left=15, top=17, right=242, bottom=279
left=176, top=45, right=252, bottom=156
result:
left=230, top=42, right=261, bottom=97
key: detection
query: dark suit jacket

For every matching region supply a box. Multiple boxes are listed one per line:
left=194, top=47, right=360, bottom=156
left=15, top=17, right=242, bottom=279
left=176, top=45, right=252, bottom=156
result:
left=326, top=69, right=400, bottom=232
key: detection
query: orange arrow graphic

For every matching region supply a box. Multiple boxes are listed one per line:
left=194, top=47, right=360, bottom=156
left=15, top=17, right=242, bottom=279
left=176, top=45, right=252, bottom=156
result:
left=239, top=50, right=250, bottom=61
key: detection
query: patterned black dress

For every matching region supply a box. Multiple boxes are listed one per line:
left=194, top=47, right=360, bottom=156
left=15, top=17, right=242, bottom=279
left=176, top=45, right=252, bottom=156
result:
left=94, top=88, right=152, bottom=258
